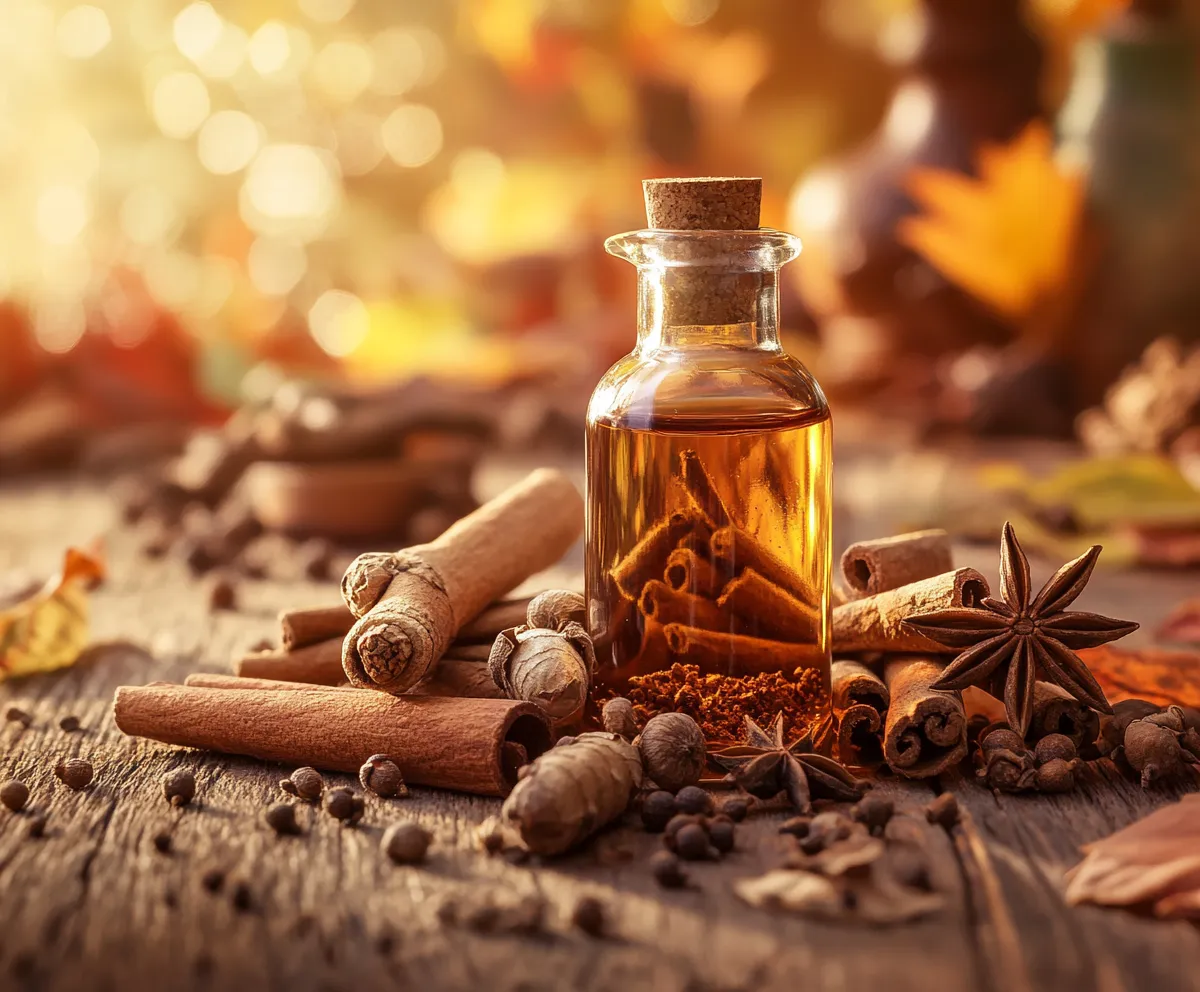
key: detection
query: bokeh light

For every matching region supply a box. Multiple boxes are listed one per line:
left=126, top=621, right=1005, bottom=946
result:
left=120, top=186, right=180, bottom=246
left=312, top=39, right=374, bottom=103
left=197, top=110, right=261, bottom=174
left=247, top=237, right=307, bottom=296
left=36, top=185, right=89, bottom=245
left=308, top=289, right=369, bottom=356
left=57, top=5, right=111, bottom=59
left=240, top=144, right=341, bottom=238
left=663, top=0, right=720, bottom=28
left=173, top=3, right=223, bottom=63
left=381, top=104, right=443, bottom=168
left=298, top=0, right=356, bottom=25
left=150, top=71, right=211, bottom=139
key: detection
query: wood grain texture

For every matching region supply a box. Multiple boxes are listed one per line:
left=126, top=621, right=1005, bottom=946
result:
left=1, top=478, right=1198, bottom=992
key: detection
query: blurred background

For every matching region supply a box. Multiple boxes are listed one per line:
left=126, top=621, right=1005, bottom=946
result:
left=2, top=0, right=1200, bottom=579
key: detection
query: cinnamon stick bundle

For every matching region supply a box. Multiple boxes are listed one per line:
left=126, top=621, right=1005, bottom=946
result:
left=709, top=526, right=812, bottom=603
left=340, top=468, right=582, bottom=693
left=716, top=568, right=820, bottom=643
left=882, top=656, right=967, bottom=778
left=640, top=580, right=730, bottom=632
left=664, top=624, right=825, bottom=675
left=280, top=604, right=355, bottom=651
left=663, top=546, right=723, bottom=598
left=840, top=530, right=952, bottom=599
left=611, top=511, right=702, bottom=600
left=830, top=659, right=890, bottom=768
left=114, top=683, right=550, bottom=796
left=832, top=568, right=989, bottom=654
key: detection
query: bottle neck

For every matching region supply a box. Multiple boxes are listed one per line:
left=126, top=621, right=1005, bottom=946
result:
left=635, top=265, right=783, bottom=353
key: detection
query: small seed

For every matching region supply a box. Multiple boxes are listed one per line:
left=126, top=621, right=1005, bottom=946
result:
left=601, top=697, right=638, bottom=739
left=281, top=767, right=323, bottom=802
left=851, top=794, right=894, bottom=835
left=264, top=803, right=302, bottom=835
left=980, top=727, right=1025, bottom=754
left=673, top=823, right=715, bottom=861
left=719, top=798, right=749, bottom=822
left=1034, top=733, right=1077, bottom=766
left=58, top=715, right=81, bottom=733
left=162, top=769, right=196, bottom=807
left=640, top=790, right=677, bottom=833
left=706, top=817, right=735, bottom=854
left=324, top=787, right=364, bottom=825
left=153, top=830, right=173, bottom=854
left=1034, top=758, right=1077, bottom=794
left=925, top=793, right=960, bottom=829
left=649, top=851, right=687, bottom=889
left=382, top=821, right=431, bottom=864
left=55, top=757, right=93, bottom=791
left=201, top=868, right=225, bottom=893
left=5, top=706, right=32, bottom=726
left=359, top=754, right=408, bottom=798
left=674, top=785, right=712, bottom=816
left=570, top=896, right=606, bottom=938
left=27, top=813, right=48, bottom=839
left=230, top=881, right=253, bottom=912
left=1, top=780, right=30, bottom=812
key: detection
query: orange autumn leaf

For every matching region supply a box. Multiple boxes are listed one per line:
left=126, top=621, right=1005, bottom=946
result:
left=0, top=547, right=105, bottom=680
left=1080, top=645, right=1200, bottom=710
left=897, top=123, right=1085, bottom=321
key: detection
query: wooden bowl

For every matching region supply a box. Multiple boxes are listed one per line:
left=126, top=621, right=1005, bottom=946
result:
left=243, top=459, right=423, bottom=539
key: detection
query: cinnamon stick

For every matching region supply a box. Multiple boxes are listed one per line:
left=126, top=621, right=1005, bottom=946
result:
left=830, top=659, right=889, bottom=769
left=831, top=659, right=890, bottom=716
left=279, top=604, right=355, bottom=651
left=709, top=526, right=812, bottom=603
left=840, top=530, right=953, bottom=599
left=640, top=579, right=731, bottom=632
left=340, top=468, right=582, bottom=693
left=663, top=547, right=723, bottom=598
left=610, top=511, right=700, bottom=600
left=679, top=449, right=731, bottom=528
left=882, top=656, right=967, bottom=779
left=1029, top=680, right=1101, bottom=752
left=456, top=596, right=535, bottom=643
left=832, top=568, right=990, bottom=654
left=716, top=568, right=820, bottom=643
left=187, top=673, right=334, bottom=691
left=197, top=661, right=506, bottom=700
left=626, top=618, right=670, bottom=675
left=236, top=639, right=344, bottom=685
left=114, top=683, right=551, bottom=796
left=663, top=624, right=825, bottom=675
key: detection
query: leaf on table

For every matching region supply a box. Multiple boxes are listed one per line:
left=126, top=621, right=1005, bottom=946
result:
left=1079, top=645, right=1200, bottom=710
left=1158, top=598, right=1200, bottom=646
left=735, top=868, right=944, bottom=926
left=1064, top=795, right=1200, bottom=918
left=1125, top=527, right=1200, bottom=570
left=897, top=122, right=1085, bottom=321
left=0, top=547, right=105, bottom=681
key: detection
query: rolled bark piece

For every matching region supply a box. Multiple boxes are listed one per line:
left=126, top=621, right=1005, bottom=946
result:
left=187, top=673, right=336, bottom=691
left=409, top=658, right=507, bottom=700
left=830, top=660, right=890, bottom=769
left=883, top=656, right=967, bottom=779
left=1029, top=680, right=1101, bottom=751
left=717, top=568, right=820, bottom=643
left=640, top=580, right=731, bottom=632
left=456, top=596, right=534, bottom=643
left=663, top=547, right=723, bottom=598
left=841, top=530, right=953, bottom=599
left=709, top=526, right=811, bottom=603
left=114, top=683, right=552, bottom=796
left=611, top=511, right=700, bottom=600
left=831, top=659, right=889, bottom=715
left=664, top=624, right=825, bottom=675
left=833, top=568, right=990, bottom=654
left=236, top=639, right=344, bottom=685
left=679, top=449, right=731, bottom=528
left=340, top=468, right=583, bottom=693
left=279, top=604, right=356, bottom=651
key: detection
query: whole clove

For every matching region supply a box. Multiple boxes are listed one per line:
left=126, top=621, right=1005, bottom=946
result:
left=58, top=715, right=81, bottom=732
left=640, top=790, right=678, bottom=833
left=5, top=706, right=32, bottom=726
left=55, top=757, right=93, bottom=791
left=924, top=793, right=960, bottom=829
left=382, top=821, right=432, bottom=864
left=649, top=850, right=688, bottom=889
left=796, top=812, right=853, bottom=855
left=851, top=794, right=894, bottom=836
left=280, top=766, right=324, bottom=802
left=264, top=803, right=302, bottom=836
left=720, top=798, right=749, bottom=823
left=162, top=769, right=196, bottom=807
left=601, top=697, right=638, bottom=739
left=1, top=780, right=30, bottom=812
left=324, top=787, right=365, bottom=825
left=570, top=896, right=607, bottom=938
left=636, top=713, right=706, bottom=793
left=359, top=754, right=408, bottom=798
left=674, top=785, right=713, bottom=816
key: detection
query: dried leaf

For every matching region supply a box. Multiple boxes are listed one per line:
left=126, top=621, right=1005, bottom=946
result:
left=0, top=547, right=105, bottom=680
left=735, top=867, right=943, bottom=926
left=1079, top=645, right=1200, bottom=711
left=1065, top=795, right=1200, bottom=918
left=897, top=123, right=1085, bottom=321
left=1158, top=598, right=1200, bottom=647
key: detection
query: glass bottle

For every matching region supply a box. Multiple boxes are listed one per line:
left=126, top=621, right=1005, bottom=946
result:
left=585, top=178, right=832, bottom=740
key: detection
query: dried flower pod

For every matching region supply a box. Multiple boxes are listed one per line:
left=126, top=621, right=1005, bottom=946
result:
left=1122, top=718, right=1187, bottom=788
left=636, top=713, right=706, bottom=793
left=978, top=748, right=1036, bottom=793
left=525, top=589, right=586, bottom=631
left=500, top=732, right=643, bottom=855
left=601, top=697, right=638, bottom=739
left=280, top=767, right=324, bottom=802
left=488, top=624, right=594, bottom=725
left=162, top=769, right=196, bottom=807
left=1034, top=758, right=1077, bottom=793
left=359, top=754, right=408, bottom=798
left=382, top=821, right=432, bottom=864
left=55, top=757, right=93, bottom=791
left=1034, top=734, right=1077, bottom=766
left=1, top=780, right=30, bottom=812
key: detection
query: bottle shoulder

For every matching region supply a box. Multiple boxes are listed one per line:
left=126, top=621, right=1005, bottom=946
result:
left=587, top=347, right=829, bottom=433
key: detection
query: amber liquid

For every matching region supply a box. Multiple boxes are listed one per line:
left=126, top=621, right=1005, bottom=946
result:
left=586, top=408, right=833, bottom=711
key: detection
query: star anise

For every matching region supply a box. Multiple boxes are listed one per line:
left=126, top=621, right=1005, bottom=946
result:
left=904, top=522, right=1138, bottom=737
left=709, top=714, right=865, bottom=814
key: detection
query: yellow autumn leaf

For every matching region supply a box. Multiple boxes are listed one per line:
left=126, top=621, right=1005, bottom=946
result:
left=897, top=123, right=1085, bottom=320
left=0, top=547, right=105, bottom=680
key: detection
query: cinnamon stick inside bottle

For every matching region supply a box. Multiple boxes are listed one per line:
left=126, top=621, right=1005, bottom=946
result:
left=114, top=683, right=550, bottom=796
left=663, top=546, right=723, bottom=598
left=716, top=568, right=820, bottom=643
left=610, top=512, right=703, bottom=600
left=840, top=529, right=953, bottom=599
left=664, top=624, right=824, bottom=675
left=882, top=656, right=967, bottom=778
left=340, top=468, right=582, bottom=694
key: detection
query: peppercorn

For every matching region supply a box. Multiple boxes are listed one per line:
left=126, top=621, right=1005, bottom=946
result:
left=1, top=780, right=29, bottom=812
left=230, top=881, right=253, bottom=913
left=207, top=574, right=238, bottom=611
left=27, top=813, right=48, bottom=839
left=153, top=830, right=173, bottom=854
left=851, top=794, right=894, bottom=835
left=5, top=705, right=32, bottom=726
left=663, top=813, right=704, bottom=851
left=719, top=798, right=749, bottom=822
left=1034, top=733, right=1077, bottom=766
left=58, top=715, right=81, bottom=733
left=201, top=868, right=225, bottom=893
left=324, top=787, right=364, bottom=825
left=706, top=816, right=735, bottom=854
left=571, top=896, right=606, bottom=938
left=778, top=815, right=812, bottom=838
left=162, top=769, right=196, bottom=807
left=637, top=713, right=706, bottom=793
left=673, top=823, right=716, bottom=862
left=383, top=821, right=432, bottom=864
left=264, top=803, right=302, bottom=836
left=979, top=726, right=1025, bottom=754
left=359, top=754, right=408, bottom=798
left=640, top=790, right=677, bottom=833
left=601, top=697, right=638, bottom=739
left=55, top=757, right=93, bottom=791
left=649, top=851, right=688, bottom=889
left=1034, top=758, right=1077, bottom=793
left=674, top=785, right=712, bottom=816
left=925, top=793, right=960, bottom=829
left=280, top=767, right=324, bottom=802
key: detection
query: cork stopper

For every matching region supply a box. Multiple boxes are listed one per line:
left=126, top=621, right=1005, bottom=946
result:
left=643, top=178, right=761, bottom=231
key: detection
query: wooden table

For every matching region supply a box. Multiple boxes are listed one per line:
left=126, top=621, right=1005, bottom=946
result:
left=1, top=475, right=1198, bottom=992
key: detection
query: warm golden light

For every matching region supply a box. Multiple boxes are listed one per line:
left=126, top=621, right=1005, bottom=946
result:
left=312, top=39, right=374, bottom=103
left=248, top=237, right=307, bottom=296
left=308, top=289, right=369, bottom=356
left=197, top=110, right=261, bottom=175
left=36, top=185, right=89, bottom=245
left=57, top=5, right=111, bottom=59
left=173, top=3, right=223, bottom=63
left=150, top=71, right=211, bottom=139
left=381, top=104, right=443, bottom=168
left=240, top=144, right=340, bottom=238
left=120, top=186, right=180, bottom=246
